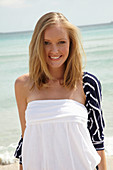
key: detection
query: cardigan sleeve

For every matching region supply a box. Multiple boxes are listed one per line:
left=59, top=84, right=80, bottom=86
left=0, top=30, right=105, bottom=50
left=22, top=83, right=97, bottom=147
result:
left=14, top=136, right=23, bottom=164
left=83, top=72, right=105, bottom=150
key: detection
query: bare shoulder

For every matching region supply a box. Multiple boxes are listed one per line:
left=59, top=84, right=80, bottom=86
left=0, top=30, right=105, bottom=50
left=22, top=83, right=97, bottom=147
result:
left=15, top=73, right=32, bottom=97
left=15, top=73, right=30, bottom=89
left=15, top=73, right=29, bottom=84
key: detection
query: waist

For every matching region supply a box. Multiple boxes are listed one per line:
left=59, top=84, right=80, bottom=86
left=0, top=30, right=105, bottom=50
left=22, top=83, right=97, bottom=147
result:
left=26, top=113, right=88, bottom=126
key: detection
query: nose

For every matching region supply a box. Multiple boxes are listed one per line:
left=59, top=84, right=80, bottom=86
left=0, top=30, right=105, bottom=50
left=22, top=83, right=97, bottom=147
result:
left=51, top=44, right=58, bottom=53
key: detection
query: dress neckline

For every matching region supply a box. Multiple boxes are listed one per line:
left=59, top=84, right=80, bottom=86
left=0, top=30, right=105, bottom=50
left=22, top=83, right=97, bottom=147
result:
left=27, top=99, right=86, bottom=110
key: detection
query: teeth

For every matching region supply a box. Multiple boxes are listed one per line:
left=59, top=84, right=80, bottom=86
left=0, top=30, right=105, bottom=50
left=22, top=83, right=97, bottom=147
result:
left=50, top=56, right=61, bottom=59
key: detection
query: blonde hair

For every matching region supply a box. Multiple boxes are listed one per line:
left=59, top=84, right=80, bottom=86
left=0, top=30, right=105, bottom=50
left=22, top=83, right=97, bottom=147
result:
left=29, top=12, right=85, bottom=89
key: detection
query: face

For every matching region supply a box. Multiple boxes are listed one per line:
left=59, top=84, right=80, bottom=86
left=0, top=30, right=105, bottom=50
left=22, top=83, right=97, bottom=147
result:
left=44, top=24, right=70, bottom=71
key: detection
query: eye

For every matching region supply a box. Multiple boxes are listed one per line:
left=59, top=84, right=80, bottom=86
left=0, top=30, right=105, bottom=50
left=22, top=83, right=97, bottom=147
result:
left=58, top=41, right=66, bottom=44
left=44, top=41, right=50, bottom=45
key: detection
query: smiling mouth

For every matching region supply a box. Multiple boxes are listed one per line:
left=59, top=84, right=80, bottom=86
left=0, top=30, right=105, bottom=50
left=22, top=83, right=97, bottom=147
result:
left=49, top=55, right=62, bottom=60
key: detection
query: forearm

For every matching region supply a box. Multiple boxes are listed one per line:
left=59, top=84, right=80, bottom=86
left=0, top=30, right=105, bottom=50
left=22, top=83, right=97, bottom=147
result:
left=97, top=150, right=107, bottom=170
left=20, top=164, right=23, bottom=170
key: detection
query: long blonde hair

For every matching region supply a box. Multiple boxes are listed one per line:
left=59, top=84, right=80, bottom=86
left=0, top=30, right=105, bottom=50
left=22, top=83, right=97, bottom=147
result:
left=29, top=12, right=85, bottom=89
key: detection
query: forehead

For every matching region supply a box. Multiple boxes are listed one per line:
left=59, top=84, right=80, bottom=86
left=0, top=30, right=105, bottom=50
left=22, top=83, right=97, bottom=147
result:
left=44, top=24, right=69, bottom=39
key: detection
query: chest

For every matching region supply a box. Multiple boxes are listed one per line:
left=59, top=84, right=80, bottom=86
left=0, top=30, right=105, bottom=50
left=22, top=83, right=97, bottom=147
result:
left=27, top=81, right=86, bottom=105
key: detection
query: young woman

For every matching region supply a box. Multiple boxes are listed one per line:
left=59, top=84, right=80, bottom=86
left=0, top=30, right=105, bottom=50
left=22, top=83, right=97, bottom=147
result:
left=14, top=12, right=107, bottom=170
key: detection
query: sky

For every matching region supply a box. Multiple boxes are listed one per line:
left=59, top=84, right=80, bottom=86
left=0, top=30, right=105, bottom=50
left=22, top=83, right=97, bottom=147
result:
left=0, top=0, right=113, bottom=33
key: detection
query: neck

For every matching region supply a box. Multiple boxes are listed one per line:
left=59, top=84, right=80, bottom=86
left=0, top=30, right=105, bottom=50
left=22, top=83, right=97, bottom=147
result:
left=48, top=65, right=65, bottom=80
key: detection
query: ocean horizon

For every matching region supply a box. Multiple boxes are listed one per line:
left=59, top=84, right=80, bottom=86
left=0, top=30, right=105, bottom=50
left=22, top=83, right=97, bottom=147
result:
left=0, top=22, right=113, bottom=165
left=0, top=21, right=113, bottom=34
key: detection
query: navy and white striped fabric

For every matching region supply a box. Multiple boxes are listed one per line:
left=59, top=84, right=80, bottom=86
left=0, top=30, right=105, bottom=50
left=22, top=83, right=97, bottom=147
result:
left=14, top=135, right=23, bottom=164
left=14, top=72, right=105, bottom=165
left=83, top=72, right=105, bottom=150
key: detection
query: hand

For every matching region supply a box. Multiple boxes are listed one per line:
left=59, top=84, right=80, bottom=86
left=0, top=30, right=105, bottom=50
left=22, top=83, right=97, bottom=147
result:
left=97, top=150, right=107, bottom=170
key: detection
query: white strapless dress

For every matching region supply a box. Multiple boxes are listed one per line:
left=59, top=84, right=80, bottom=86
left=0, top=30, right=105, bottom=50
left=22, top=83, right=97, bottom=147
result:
left=22, top=99, right=101, bottom=170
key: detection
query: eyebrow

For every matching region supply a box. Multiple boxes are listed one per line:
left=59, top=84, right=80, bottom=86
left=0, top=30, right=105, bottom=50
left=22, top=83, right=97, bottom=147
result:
left=44, top=38, right=68, bottom=41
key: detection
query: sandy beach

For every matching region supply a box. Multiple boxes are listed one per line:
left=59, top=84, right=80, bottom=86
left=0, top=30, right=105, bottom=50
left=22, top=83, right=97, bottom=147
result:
left=0, top=162, right=18, bottom=170
left=0, top=156, right=112, bottom=170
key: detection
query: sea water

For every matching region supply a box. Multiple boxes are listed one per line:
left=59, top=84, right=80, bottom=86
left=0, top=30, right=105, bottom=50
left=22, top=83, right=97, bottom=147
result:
left=0, top=23, right=113, bottom=164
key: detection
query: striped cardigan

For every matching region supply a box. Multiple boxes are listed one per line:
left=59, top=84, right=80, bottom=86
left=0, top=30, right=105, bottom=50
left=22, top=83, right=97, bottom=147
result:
left=14, top=72, right=105, bottom=165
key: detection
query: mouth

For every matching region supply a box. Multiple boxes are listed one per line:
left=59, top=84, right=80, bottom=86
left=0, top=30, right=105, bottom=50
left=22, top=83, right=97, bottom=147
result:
left=49, top=55, right=62, bottom=60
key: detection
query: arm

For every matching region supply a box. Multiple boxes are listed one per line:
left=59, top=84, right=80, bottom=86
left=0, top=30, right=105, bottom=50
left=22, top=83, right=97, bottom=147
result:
left=97, top=150, right=107, bottom=170
left=15, top=76, right=27, bottom=137
left=90, top=79, right=107, bottom=169
left=19, top=164, right=23, bottom=170
left=83, top=72, right=107, bottom=169
left=15, top=75, right=28, bottom=170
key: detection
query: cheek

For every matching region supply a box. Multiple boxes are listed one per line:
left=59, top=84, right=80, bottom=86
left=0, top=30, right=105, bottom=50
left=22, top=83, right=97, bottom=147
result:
left=44, top=47, right=49, bottom=55
left=61, top=45, right=70, bottom=56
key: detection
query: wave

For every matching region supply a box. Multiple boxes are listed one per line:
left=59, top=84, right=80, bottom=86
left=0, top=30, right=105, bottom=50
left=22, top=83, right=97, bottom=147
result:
left=0, top=151, right=17, bottom=165
left=0, top=143, right=16, bottom=151
left=0, top=53, right=29, bottom=60
left=83, top=35, right=113, bottom=42
left=81, top=26, right=113, bottom=34
left=0, top=143, right=17, bottom=165
left=85, top=49, right=113, bottom=56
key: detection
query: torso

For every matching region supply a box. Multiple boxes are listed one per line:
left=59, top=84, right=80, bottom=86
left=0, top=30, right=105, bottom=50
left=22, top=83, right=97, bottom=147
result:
left=24, top=73, right=86, bottom=106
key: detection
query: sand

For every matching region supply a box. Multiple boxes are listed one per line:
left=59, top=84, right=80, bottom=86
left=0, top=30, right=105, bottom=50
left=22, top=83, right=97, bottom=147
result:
left=0, top=162, right=18, bottom=170
left=0, top=156, right=112, bottom=170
